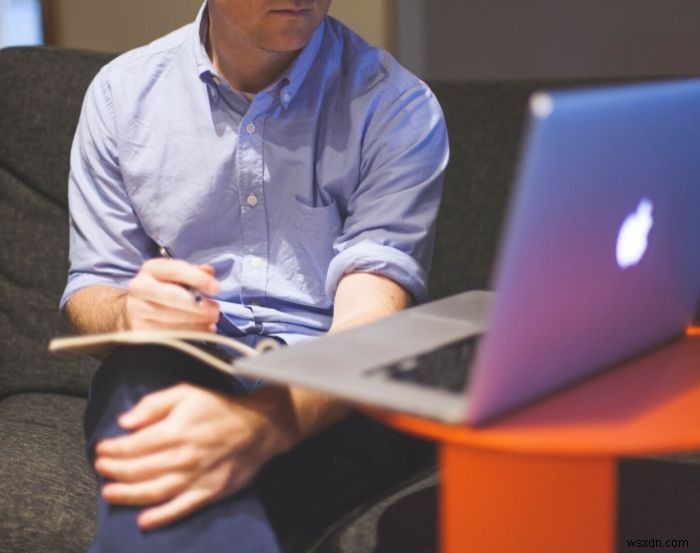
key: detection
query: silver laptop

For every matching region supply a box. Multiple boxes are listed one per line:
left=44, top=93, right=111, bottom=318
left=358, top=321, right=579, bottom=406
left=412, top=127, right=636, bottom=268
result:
left=236, top=80, right=700, bottom=425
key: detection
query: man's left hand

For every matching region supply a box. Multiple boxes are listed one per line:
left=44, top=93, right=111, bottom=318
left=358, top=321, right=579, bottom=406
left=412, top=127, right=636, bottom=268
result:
left=94, top=383, right=297, bottom=531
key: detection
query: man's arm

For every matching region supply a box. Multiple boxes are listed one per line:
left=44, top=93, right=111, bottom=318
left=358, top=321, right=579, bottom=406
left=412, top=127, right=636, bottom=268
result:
left=256, top=271, right=413, bottom=446
left=329, top=272, right=412, bottom=332
left=66, top=286, right=128, bottom=334
left=92, top=271, right=411, bottom=530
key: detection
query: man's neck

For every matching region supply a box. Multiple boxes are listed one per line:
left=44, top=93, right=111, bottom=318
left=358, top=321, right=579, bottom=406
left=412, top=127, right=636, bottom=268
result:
left=206, top=12, right=299, bottom=94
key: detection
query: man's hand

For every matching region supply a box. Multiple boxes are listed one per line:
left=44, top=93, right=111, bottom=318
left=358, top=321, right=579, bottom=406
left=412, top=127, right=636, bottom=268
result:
left=94, top=383, right=297, bottom=531
left=65, top=259, right=222, bottom=335
left=124, top=259, right=221, bottom=331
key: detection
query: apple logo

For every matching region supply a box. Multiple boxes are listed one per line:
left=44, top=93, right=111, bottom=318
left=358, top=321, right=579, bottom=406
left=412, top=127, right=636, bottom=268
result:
left=616, top=198, right=654, bottom=269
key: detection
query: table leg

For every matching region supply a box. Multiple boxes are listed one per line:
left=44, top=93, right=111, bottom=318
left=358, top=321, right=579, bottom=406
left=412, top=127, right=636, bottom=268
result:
left=440, top=443, right=616, bottom=553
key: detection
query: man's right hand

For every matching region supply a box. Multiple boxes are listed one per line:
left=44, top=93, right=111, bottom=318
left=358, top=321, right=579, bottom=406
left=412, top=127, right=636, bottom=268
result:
left=124, top=259, right=221, bottom=332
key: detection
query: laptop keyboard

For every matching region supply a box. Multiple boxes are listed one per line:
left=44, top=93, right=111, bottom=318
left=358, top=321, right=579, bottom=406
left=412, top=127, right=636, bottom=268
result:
left=368, top=334, right=481, bottom=393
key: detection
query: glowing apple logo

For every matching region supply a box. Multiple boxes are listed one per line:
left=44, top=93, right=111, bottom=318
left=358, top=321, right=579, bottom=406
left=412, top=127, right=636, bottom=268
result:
left=616, top=198, right=654, bottom=269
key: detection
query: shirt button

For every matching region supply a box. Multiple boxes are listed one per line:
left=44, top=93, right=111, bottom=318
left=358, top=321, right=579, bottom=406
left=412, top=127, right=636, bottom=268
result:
left=246, top=193, right=258, bottom=207
left=250, top=257, right=262, bottom=269
left=283, top=91, right=291, bottom=103
left=209, top=87, right=218, bottom=98
left=246, top=122, right=256, bottom=135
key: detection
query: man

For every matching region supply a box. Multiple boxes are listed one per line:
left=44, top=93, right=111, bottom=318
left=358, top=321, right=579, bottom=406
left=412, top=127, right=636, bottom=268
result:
left=62, top=1, right=448, bottom=551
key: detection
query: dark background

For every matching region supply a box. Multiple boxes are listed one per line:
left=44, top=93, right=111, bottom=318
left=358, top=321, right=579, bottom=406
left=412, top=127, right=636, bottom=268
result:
left=397, top=0, right=700, bottom=80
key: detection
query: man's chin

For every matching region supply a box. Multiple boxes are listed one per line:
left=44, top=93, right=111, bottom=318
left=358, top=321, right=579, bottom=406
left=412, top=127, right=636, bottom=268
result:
left=259, top=26, right=318, bottom=53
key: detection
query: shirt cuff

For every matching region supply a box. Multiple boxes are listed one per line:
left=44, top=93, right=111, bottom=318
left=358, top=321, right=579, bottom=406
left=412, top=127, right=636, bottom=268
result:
left=325, top=240, right=428, bottom=303
left=59, top=273, right=130, bottom=312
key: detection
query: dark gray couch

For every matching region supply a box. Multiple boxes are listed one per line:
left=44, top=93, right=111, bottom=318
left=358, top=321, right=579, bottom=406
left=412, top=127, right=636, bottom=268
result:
left=1, top=47, right=699, bottom=553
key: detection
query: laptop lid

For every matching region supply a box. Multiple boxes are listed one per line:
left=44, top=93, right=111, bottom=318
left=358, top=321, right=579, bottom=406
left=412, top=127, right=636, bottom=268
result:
left=468, top=80, right=700, bottom=423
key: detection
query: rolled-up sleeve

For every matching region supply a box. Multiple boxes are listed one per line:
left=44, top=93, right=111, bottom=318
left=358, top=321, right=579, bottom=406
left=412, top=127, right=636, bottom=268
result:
left=59, top=70, right=154, bottom=311
left=325, top=83, right=449, bottom=303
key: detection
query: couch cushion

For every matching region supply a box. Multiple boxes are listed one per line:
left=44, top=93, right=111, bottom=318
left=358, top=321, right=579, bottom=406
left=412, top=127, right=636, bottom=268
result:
left=0, top=393, right=97, bottom=552
left=0, top=169, right=97, bottom=398
left=310, top=470, right=438, bottom=553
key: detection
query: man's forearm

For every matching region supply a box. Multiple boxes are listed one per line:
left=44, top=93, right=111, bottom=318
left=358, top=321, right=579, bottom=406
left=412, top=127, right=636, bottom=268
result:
left=266, top=272, right=414, bottom=452
left=65, top=286, right=128, bottom=335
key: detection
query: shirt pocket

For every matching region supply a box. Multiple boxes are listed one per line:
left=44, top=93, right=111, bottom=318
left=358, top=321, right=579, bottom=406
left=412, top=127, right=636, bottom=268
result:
left=289, top=196, right=343, bottom=301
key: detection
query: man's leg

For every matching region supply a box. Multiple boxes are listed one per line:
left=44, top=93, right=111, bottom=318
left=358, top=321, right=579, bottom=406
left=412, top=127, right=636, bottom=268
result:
left=257, top=410, right=435, bottom=550
left=83, top=345, right=282, bottom=553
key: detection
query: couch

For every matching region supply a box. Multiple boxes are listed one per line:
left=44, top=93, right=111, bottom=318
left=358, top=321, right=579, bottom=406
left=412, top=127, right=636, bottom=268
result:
left=1, top=46, right=699, bottom=553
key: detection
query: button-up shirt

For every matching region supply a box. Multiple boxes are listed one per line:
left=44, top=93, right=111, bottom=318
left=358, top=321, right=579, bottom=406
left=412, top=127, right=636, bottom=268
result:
left=61, top=3, right=449, bottom=345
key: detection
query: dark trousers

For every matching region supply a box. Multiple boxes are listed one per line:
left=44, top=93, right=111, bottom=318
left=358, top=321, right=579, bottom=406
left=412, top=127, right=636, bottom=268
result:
left=84, top=344, right=434, bottom=553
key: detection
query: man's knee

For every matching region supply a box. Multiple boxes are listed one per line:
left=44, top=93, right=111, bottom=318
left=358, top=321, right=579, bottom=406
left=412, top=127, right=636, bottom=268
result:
left=91, top=345, right=247, bottom=401
left=96, top=345, right=198, bottom=387
left=83, top=346, right=246, bottom=463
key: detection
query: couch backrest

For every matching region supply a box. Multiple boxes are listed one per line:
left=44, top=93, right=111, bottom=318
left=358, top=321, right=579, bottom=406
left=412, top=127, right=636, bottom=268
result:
left=427, top=80, right=533, bottom=299
left=0, top=47, right=115, bottom=398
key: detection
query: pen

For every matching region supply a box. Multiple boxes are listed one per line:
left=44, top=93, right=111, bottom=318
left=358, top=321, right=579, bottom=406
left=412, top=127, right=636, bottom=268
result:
left=158, top=245, right=204, bottom=304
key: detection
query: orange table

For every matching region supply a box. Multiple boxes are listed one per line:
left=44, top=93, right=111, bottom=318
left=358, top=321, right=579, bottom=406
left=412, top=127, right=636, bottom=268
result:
left=370, top=328, right=700, bottom=553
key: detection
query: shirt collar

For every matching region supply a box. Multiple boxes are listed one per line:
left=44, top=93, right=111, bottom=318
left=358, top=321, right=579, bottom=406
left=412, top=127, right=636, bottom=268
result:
left=193, top=2, right=220, bottom=83
left=276, top=17, right=325, bottom=109
left=191, top=1, right=325, bottom=109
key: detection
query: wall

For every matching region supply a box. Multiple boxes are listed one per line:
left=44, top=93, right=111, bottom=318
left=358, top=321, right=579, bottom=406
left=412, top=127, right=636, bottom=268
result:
left=329, top=0, right=392, bottom=51
left=49, top=0, right=200, bottom=52
left=416, top=0, right=700, bottom=80
left=48, top=0, right=393, bottom=53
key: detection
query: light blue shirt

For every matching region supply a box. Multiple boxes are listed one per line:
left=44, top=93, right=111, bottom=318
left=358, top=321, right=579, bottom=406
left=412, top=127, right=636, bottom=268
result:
left=61, top=3, right=449, bottom=345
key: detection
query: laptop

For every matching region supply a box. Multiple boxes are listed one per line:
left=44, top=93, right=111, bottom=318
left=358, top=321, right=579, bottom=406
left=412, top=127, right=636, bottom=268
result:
left=236, top=79, right=700, bottom=425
